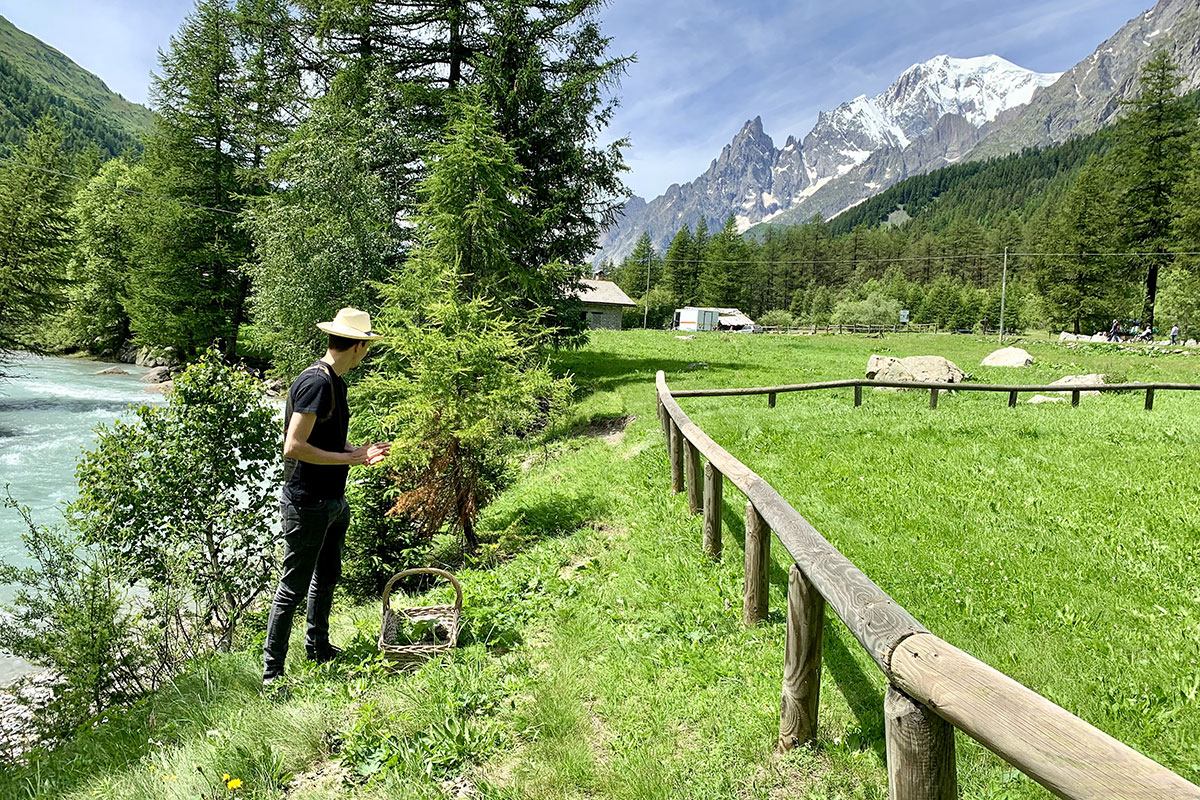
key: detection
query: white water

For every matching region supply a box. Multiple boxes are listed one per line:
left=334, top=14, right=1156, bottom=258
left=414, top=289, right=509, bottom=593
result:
left=0, top=353, right=165, bottom=682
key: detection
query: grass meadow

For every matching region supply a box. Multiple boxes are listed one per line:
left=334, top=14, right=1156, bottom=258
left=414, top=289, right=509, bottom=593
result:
left=3, top=329, right=1198, bottom=799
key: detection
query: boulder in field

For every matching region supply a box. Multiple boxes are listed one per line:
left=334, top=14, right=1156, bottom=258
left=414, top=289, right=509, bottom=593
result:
left=981, top=347, right=1033, bottom=367
left=1090, top=333, right=1108, bottom=342
left=867, top=354, right=964, bottom=385
left=92, top=366, right=129, bottom=375
left=1049, top=373, right=1106, bottom=397
left=866, top=354, right=901, bottom=379
left=139, top=366, right=173, bottom=384
left=1027, top=394, right=1065, bottom=404
left=1187, top=339, right=1198, bottom=348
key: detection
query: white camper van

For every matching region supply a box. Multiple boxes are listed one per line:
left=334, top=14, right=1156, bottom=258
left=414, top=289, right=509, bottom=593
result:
left=673, top=307, right=720, bottom=331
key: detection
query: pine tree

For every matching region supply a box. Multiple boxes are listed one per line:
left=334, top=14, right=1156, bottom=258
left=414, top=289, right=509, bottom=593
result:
left=0, top=116, right=73, bottom=359
left=1112, top=49, right=1196, bottom=325
left=132, top=0, right=252, bottom=359
left=660, top=224, right=694, bottom=305
left=365, top=90, right=570, bottom=552
left=698, top=214, right=750, bottom=308
left=1036, top=158, right=1128, bottom=334
left=615, top=232, right=660, bottom=300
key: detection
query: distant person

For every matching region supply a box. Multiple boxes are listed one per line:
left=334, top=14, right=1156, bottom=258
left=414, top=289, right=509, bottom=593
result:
left=1171, top=324, right=1180, bottom=345
left=262, top=308, right=390, bottom=690
left=1108, top=319, right=1121, bottom=342
left=1138, top=326, right=1154, bottom=343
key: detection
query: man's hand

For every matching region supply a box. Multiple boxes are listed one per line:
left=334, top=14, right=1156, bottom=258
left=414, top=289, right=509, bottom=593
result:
left=366, top=441, right=391, bottom=466
left=346, top=443, right=371, bottom=466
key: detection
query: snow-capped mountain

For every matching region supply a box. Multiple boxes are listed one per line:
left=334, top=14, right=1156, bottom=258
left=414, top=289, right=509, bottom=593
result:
left=595, top=55, right=1060, bottom=265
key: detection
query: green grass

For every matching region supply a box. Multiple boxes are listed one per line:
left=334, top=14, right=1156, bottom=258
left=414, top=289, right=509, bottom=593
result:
left=5, top=330, right=1199, bottom=799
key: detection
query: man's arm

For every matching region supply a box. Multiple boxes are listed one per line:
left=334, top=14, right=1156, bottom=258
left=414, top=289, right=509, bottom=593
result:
left=284, top=412, right=369, bottom=465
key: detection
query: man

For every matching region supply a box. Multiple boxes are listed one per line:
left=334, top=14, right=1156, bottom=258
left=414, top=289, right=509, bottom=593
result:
left=262, top=307, right=390, bottom=687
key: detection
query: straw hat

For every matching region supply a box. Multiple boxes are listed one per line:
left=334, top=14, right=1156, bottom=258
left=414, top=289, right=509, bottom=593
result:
left=316, top=307, right=384, bottom=340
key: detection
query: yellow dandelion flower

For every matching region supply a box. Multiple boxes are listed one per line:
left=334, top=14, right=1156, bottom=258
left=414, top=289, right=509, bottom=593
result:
left=226, top=778, right=243, bottom=790
left=222, top=774, right=230, bottom=782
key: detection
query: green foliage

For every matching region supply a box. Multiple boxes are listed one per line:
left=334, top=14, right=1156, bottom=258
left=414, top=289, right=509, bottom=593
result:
left=1154, top=267, right=1200, bottom=337
left=758, top=309, right=794, bottom=328
left=0, top=116, right=73, bottom=359
left=614, top=232, right=660, bottom=299
left=830, top=292, right=901, bottom=326
left=70, top=350, right=280, bottom=652
left=246, top=69, right=400, bottom=377
left=56, top=160, right=150, bottom=354
left=364, top=93, right=571, bottom=552
left=0, top=495, right=156, bottom=738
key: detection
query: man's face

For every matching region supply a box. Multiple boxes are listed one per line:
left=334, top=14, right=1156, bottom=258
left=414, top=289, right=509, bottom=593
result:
left=352, top=340, right=372, bottom=368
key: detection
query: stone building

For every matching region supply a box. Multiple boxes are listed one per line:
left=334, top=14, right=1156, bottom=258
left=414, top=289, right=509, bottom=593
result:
left=577, top=279, right=636, bottom=329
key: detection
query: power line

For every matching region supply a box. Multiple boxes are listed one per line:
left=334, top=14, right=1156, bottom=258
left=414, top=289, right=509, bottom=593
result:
left=0, top=156, right=242, bottom=217
left=642, top=250, right=1200, bottom=267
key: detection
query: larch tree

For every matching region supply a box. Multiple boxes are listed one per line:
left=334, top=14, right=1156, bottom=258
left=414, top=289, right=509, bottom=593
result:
left=1112, top=49, right=1196, bottom=326
left=0, top=116, right=73, bottom=362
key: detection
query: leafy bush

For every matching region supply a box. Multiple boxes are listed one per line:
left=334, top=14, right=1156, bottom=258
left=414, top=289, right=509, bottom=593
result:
left=831, top=292, right=901, bottom=326
left=758, top=309, right=794, bottom=328
left=69, top=349, right=280, bottom=653
left=0, top=495, right=156, bottom=740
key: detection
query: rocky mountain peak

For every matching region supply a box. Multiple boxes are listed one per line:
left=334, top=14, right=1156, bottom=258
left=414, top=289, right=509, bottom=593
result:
left=595, top=52, right=1067, bottom=265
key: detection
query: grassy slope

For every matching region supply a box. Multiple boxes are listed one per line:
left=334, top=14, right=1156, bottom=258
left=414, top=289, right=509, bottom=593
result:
left=4, top=331, right=1199, bottom=800
left=0, top=14, right=153, bottom=136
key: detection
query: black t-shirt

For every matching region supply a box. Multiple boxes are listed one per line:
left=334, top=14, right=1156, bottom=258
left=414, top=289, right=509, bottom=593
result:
left=282, top=361, right=350, bottom=503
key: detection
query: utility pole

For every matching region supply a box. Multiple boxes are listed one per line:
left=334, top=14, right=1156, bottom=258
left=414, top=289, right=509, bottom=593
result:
left=998, top=247, right=1008, bottom=344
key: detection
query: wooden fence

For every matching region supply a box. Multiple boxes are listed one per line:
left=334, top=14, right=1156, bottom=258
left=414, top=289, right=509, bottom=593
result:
left=671, top=377, right=1200, bottom=410
left=763, top=323, right=939, bottom=335
left=655, top=370, right=1200, bottom=800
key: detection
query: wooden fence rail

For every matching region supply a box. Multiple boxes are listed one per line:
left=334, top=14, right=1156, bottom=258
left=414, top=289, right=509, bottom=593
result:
left=655, top=370, right=1200, bottom=800
left=671, top=377, right=1200, bottom=412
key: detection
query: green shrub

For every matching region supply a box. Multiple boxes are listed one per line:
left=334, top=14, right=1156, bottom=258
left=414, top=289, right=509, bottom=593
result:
left=758, top=309, right=794, bottom=328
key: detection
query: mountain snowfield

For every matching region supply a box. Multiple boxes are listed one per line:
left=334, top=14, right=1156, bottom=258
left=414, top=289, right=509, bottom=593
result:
left=595, top=54, right=1060, bottom=265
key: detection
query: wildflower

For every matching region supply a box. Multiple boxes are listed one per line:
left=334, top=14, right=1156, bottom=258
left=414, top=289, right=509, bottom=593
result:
left=226, top=778, right=243, bottom=790
left=222, top=774, right=230, bottom=782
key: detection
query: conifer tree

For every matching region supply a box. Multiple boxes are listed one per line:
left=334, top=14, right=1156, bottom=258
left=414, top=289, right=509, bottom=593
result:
left=1112, top=49, right=1196, bottom=325
left=615, top=232, right=660, bottom=299
left=661, top=224, right=695, bottom=305
left=698, top=214, right=750, bottom=308
left=0, top=117, right=73, bottom=360
left=1036, top=158, right=1127, bottom=334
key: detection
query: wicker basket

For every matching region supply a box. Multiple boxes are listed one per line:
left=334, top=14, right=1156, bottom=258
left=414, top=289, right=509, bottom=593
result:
left=378, top=567, right=462, bottom=666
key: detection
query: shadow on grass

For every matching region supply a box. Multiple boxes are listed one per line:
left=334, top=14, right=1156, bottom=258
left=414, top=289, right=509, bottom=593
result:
left=822, top=622, right=886, bottom=765
left=550, top=353, right=750, bottom=398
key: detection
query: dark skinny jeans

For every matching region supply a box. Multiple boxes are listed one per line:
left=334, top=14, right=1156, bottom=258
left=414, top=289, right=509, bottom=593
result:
left=262, top=494, right=350, bottom=679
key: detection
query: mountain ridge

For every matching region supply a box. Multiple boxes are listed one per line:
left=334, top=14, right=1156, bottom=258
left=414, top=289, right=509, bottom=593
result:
left=595, top=54, right=1060, bottom=265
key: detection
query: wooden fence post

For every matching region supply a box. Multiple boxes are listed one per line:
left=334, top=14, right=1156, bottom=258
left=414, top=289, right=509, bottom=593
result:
left=778, top=564, right=824, bottom=751
left=702, top=462, right=723, bottom=560
left=854, top=385, right=863, bottom=407
left=768, top=392, right=777, bottom=408
left=1071, top=389, right=1080, bottom=407
left=1008, top=390, right=1017, bottom=408
left=929, top=389, right=939, bottom=409
left=743, top=502, right=770, bottom=625
left=1146, top=388, right=1155, bottom=410
left=669, top=421, right=684, bottom=494
left=657, top=396, right=667, bottom=434
left=885, top=685, right=957, bottom=800
left=685, top=441, right=702, bottom=515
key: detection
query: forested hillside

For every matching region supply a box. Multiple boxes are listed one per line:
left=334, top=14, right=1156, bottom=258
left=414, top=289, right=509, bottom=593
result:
left=612, top=55, right=1200, bottom=339
left=0, top=15, right=151, bottom=156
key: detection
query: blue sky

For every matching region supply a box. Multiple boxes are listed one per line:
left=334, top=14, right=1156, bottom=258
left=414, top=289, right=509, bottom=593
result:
left=0, top=0, right=1152, bottom=197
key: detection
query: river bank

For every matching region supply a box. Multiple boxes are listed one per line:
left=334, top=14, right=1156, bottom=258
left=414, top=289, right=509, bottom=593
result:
left=0, top=353, right=165, bottom=683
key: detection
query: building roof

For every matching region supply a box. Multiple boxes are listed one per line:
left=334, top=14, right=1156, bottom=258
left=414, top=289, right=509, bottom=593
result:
left=578, top=279, right=636, bottom=308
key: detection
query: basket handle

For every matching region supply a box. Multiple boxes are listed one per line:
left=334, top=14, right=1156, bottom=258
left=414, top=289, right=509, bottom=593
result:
left=381, top=567, right=463, bottom=614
